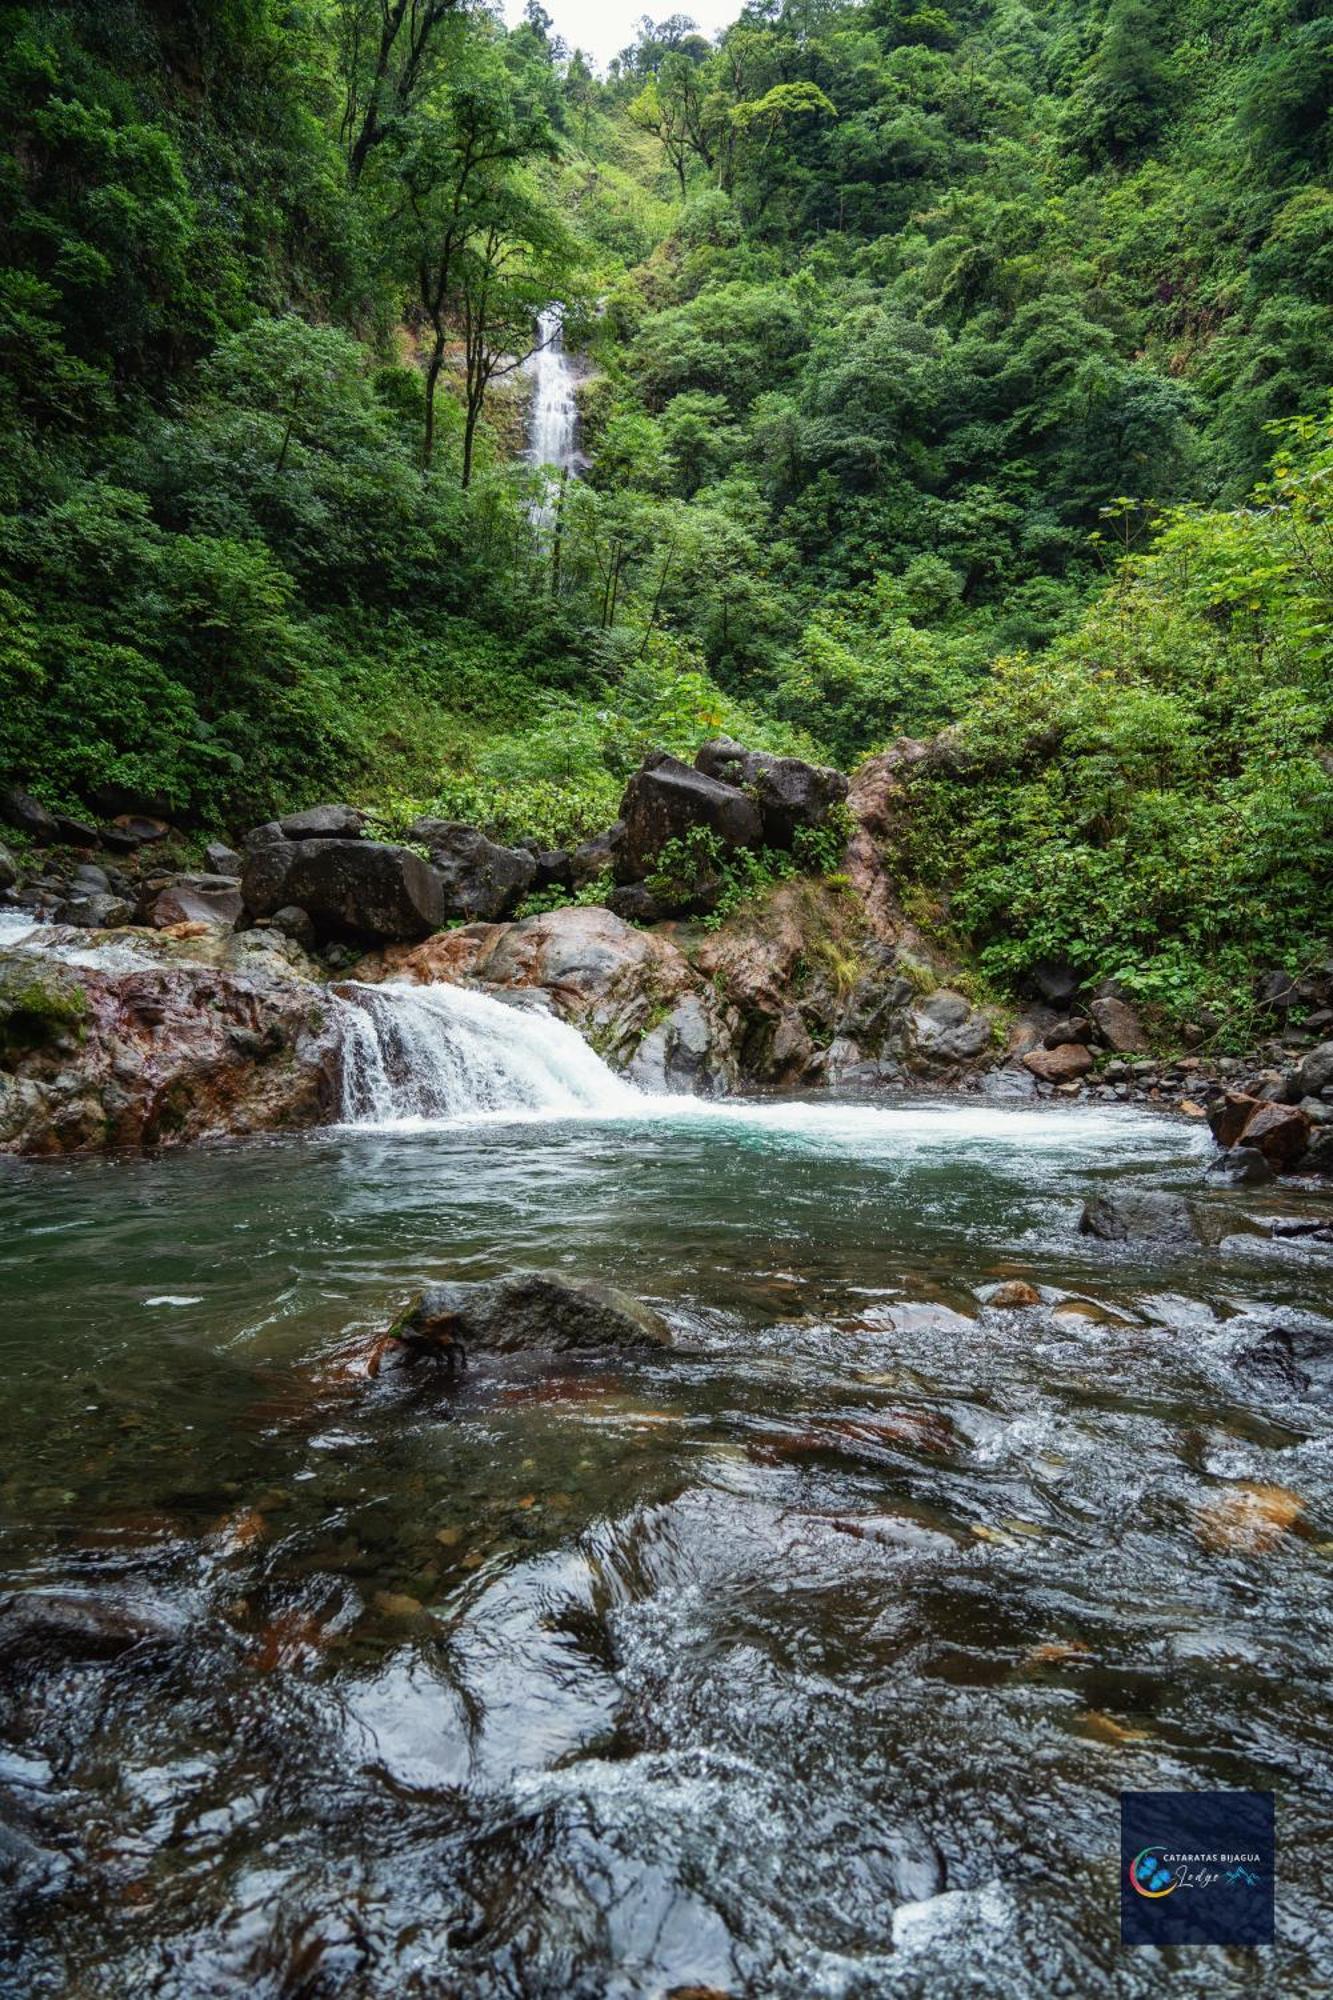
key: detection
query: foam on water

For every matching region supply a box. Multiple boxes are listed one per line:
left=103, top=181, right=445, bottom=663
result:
left=334, top=976, right=1200, bottom=1162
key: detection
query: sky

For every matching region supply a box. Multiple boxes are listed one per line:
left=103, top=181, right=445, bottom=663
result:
left=503, top=0, right=740, bottom=71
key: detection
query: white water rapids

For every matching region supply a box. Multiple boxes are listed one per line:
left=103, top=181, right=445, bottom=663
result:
left=331, top=978, right=1203, bottom=1166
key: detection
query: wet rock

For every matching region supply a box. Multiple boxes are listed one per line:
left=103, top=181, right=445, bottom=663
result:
left=981, top=1279, right=1042, bottom=1308
left=405, top=821, right=538, bottom=922
left=0, top=1589, right=181, bottom=1660
left=148, top=874, right=244, bottom=931
left=1205, top=1146, right=1274, bottom=1186
left=1302, top=1128, right=1333, bottom=1176
left=616, top=753, right=763, bottom=882
left=909, top=989, right=993, bottom=1070
left=1043, top=1017, right=1092, bottom=1048
left=203, top=842, right=243, bottom=877
left=1207, top=1089, right=1261, bottom=1148
left=1294, top=1041, right=1333, bottom=1100
left=268, top=905, right=317, bottom=952
left=1233, top=1328, right=1312, bottom=1398
left=0, top=842, right=15, bottom=890
left=1237, top=1099, right=1310, bottom=1170
left=1, top=786, right=60, bottom=842
left=278, top=803, right=365, bottom=840
left=693, top=739, right=849, bottom=849
left=1089, top=995, right=1148, bottom=1053
left=396, top=1272, right=674, bottom=1356
left=0, top=945, right=335, bottom=1155
left=626, top=993, right=736, bottom=1095
left=1079, top=1189, right=1200, bottom=1243
left=242, top=837, right=443, bottom=943
left=979, top=1066, right=1037, bottom=1099
left=57, top=892, right=134, bottom=929
left=1023, top=1043, right=1093, bottom=1084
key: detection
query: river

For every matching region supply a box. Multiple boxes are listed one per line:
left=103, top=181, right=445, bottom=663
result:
left=1, top=982, right=1331, bottom=1994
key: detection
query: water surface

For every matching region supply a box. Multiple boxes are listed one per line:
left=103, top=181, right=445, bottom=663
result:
left=2, top=1098, right=1330, bottom=1996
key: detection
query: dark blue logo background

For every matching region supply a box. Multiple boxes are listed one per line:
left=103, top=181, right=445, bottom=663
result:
left=1121, top=1790, right=1274, bottom=1946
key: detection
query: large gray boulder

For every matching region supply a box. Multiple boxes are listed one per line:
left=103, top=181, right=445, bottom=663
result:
left=694, top=740, right=849, bottom=850
left=403, top=820, right=537, bottom=921
left=241, top=837, right=442, bottom=943
left=395, top=1272, right=673, bottom=1356
left=1079, top=1189, right=1200, bottom=1242
left=616, top=752, right=763, bottom=883
left=278, top=803, right=365, bottom=840
left=147, top=874, right=244, bottom=930
left=1294, top=1042, right=1333, bottom=1100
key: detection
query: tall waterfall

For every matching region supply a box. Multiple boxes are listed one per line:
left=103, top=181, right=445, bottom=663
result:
left=333, top=981, right=638, bottom=1126
left=525, top=305, right=581, bottom=499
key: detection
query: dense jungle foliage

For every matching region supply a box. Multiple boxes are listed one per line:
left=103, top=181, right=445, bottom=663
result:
left=0, top=0, right=1329, bottom=1019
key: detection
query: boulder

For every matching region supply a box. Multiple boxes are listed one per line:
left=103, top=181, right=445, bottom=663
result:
left=395, top=1272, right=673, bottom=1356
left=0, top=843, right=17, bottom=890
left=203, top=842, right=243, bottom=878
left=0, top=944, right=336, bottom=1154
left=908, top=989, right=994, bottom=1069
left=982, top=1280, right=1042, bottom=1309
left=1238, top=1100, right=1310, bottom=1171
left=569, top=824, right=622, bottom=888
left=56, top=893, right=133, bottom=929
left=1089, top=995, right=1149, bottom=1053
left=241, top=838, right=443, bottom=944
left=279, top=803, right=365, bottom=841
left=1208, top=1090, right=1261, bottom=1149
left=694, top=740, right=849, bottom=850
left=1079, top=1189, right=1200, bottom=1243
left=1044, top=1017, right=1093, bottom=1048
left=607, top=883, right=665, bottom=925
left=52, top=814, right=99, bottom=847
left=1023, top=1043, right=1094, bottom=1083
left=524, top=845, right=573, bottom=892
left=264, top=906, right=317, bottom=952
left=1294, top=1042, right=1333, bottom=1100
left=0, top=787, right=58, bottom=842
left=626, top=993, right=736, bottom=1095
left=402, top=821, right=537, bottom=922
left=244, top=821, right=286, bottom=850
left=148, top=874, right=244, bottom=931
left=616, top=753, right=763, bottom=883
left=1205, top=1146, right=1274, bottom=1186
left=109, top=813, right=170, bottom=847
left=1302, top=1129, right=1333, bottom=1176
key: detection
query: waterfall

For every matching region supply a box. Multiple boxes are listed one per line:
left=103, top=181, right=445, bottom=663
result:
left=525, top=305, right=581, bottom=510
left=333, top=980, right=639, bottom=1127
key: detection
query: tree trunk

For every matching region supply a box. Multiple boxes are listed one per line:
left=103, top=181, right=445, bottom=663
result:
left=423, top=336, right=445, bottom=470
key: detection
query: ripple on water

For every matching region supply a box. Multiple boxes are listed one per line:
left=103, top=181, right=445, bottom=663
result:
left=0, top=1102, right=1329, bottom=1996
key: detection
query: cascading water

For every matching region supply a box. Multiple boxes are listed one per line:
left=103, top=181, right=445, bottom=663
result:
left=333, top=980, right=639, bottom=1127
left=525, top=304, right=581, bottom=518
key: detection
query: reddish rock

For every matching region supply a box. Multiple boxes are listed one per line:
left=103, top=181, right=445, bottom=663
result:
left=1239, top=1100, right=1311, bottom=1171
left=985, top=1280, right=1042, bottom=1309
left=0, top=947, right=335, bottom=1155
left=1022, top=1043, right=1093, bottom=1083
left=1208, top=1090, right=1261, bottom=1148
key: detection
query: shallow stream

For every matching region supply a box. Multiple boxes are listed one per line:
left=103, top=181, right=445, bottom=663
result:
left=2, top=1083, right=1332, bottom=1995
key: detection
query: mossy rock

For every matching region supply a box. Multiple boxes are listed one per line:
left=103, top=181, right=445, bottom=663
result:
left=0, top=957, right=88, bottom=1059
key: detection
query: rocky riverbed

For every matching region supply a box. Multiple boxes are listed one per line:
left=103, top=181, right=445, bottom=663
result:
left=2, top=746, right=1332, bottom=1178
